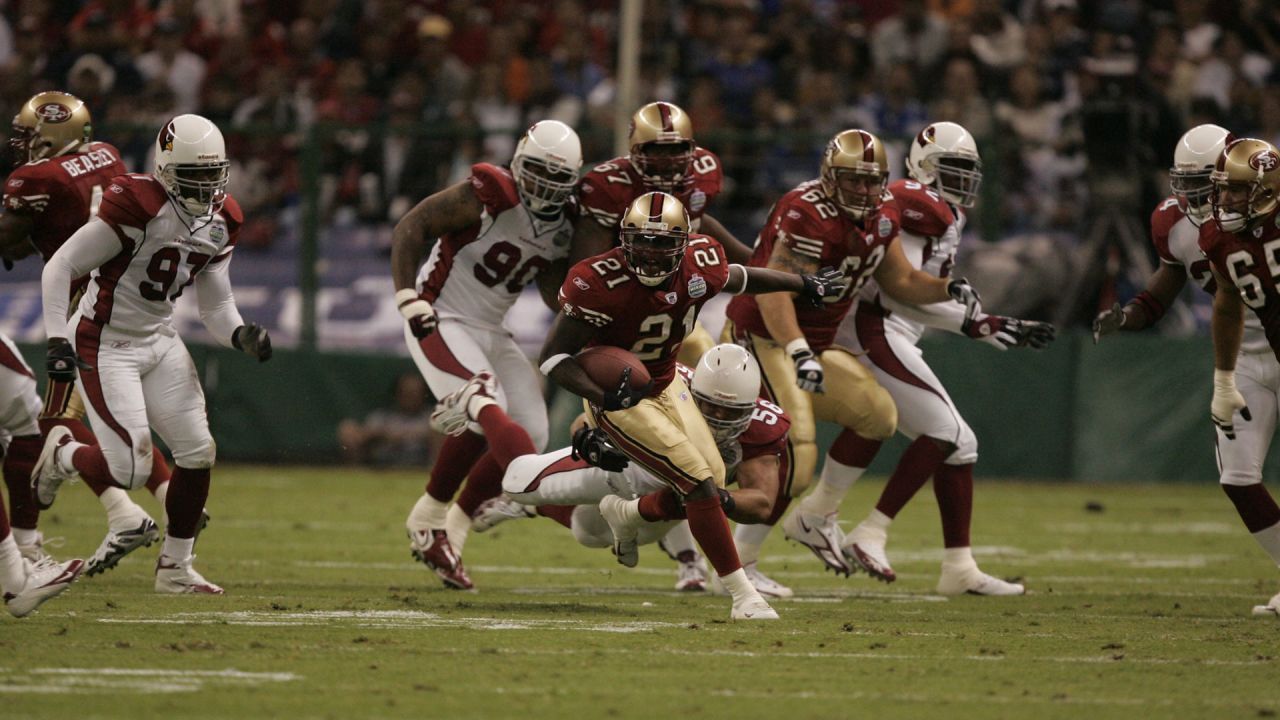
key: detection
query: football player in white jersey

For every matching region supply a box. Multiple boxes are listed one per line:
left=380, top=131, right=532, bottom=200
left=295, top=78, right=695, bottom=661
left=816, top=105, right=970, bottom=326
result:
left=35, top=114, right=272, bottom=595
left=793, top=122, right=1053, bottom=595
left=1095, top=125, right=1280, bottom=615
left=391, top=120, right=582, bottom=590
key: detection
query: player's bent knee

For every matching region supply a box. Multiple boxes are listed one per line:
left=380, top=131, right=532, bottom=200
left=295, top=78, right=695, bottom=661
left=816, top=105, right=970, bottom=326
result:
left=570, top=506, right=613, bottom=548
left=502, top=454, right=542, bottom=497
left=946, top=428, right=978, bottom=465
left=173, top=436, right=216, bottom=470
left=1220, top=470, right=1264, bottom=487
left=862, top=389, right=898, bottom=441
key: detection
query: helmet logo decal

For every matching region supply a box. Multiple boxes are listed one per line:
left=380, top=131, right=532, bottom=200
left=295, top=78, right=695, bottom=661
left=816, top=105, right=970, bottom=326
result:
left=160, top=119, right=177, bottom=152
left=1249, top=150, right=1279, bottom=172
left=36, top=103, right=71, bottom=123
left=915, top=125, right=936, bottom=148
left=649, top=192, right=665, bottom=222
left=657, top=103, right=674, bottom=133
left=856, top=129, right=876, bottom=162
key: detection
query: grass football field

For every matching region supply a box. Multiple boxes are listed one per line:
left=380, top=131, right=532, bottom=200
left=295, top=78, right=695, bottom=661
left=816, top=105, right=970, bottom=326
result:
left=2, top=466, right=1278, bottom=719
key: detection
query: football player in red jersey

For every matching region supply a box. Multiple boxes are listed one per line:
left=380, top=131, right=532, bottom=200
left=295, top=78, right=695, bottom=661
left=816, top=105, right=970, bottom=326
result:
left=0, top=91, right=174, bottom=575
left=573, top=101, right=753, bottom=365
left=539, top=191, right=846, bottom=620
left=391, top=121, right=582, bottom=590
left=804, top=122, right=1051, bottom=596
left=721, top=129, right=983, bottom=594
left=1200, top=137, right=1280, bottom=616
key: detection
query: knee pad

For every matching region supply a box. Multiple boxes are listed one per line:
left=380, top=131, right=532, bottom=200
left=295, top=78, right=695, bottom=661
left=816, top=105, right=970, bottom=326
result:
left=172, top=435, right=216, bottom=470
left=502, top=454, right=541, bottom=498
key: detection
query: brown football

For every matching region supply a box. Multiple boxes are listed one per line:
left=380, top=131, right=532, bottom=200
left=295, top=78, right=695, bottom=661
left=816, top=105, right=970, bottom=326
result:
left=576, top=346, right=651, bottom=391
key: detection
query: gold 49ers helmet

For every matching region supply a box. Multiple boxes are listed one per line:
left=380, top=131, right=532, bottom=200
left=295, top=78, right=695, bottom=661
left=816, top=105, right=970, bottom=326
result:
left=11, top=91, right=92, bottom=164
left=820, top=129, right=889, bottom=219
left=628, top=101, right=695, bottom=193
left=620, top=191, right=690, bottom=286
left=1211, top=137, right=1280, bottom=232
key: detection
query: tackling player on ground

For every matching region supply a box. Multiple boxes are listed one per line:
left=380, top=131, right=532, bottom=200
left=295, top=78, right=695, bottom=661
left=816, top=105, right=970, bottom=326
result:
left=35, top=114, right=272, bottom=594
left=1, top=91, right=173, bottom=574
left=1198, top=136, right=1280, bottom=617
left=391, top=121, right=581, bottom=590
left=540, top=190, right=845, bottom=620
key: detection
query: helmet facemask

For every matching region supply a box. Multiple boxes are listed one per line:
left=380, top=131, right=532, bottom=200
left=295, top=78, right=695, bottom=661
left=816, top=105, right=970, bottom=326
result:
left=621, top=228, right=687, bottom=286
left=693, top=392, right=754, bottom=442
left=632, top=140, right=694, bottom=193
left=512, top=154, right=577, bottom=214
left=930, top=153, right=983, bottom=207
left=1211, top=177, right=1277, bottom=233
left=823, top=165, right=886, bottom=219
left=162, top=161, right=230, bottom=216
left=1171, top=168, right=1214, bottom=226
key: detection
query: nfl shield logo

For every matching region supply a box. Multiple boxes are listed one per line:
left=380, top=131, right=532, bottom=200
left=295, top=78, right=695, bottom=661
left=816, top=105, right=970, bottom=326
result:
left=665, top=291, right=678, bottom=304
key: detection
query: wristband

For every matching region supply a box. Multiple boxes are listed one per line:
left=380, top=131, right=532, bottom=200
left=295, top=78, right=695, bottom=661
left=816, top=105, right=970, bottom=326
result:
left=1126, top=291, right=1165, bottom=326
left=1214, top=369, right=1237, bottom=389
left=726, top=264, right=748, bottom=295
left=395, top=288, right=419, bottom=309
left=784, top=337, right=811, bottom=358
left=540, top=353, right=571, bottom=376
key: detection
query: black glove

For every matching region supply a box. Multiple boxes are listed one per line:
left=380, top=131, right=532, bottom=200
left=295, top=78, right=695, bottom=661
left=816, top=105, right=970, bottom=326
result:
left=963, top=314, right=1057, bottom=350
left=799, top=266, right=846, bottom=307
left=600, top=366, right=652, bottom=411
left=571, top=426, right=630, bottom=472
left=791, top=346, right=824, bottom=393
left=233, top=323, right=273, bottom=362
left=46, top=337, right=91, bottom=382
left=947, top=277, right=982, bottom=321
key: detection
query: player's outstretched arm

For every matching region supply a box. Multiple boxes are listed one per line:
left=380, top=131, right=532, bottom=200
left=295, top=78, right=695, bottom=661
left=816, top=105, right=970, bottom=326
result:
left=1209, top=266, right=1250, bottom=438
left=41, top=219, right=121, bottom=340
left=1093, top=263, right=1187, bottom=342
left=699, top=213, right=753, bottom=265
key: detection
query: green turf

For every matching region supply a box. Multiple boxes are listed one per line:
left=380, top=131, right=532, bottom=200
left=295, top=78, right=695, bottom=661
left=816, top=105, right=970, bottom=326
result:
left=2, top=466, right=1278, bottom=719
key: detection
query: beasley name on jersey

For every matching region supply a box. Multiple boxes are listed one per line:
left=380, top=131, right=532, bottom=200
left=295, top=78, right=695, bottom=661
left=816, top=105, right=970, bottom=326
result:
left=416, top=163, right=571, bottom=329
left=577, top=148, right=723, bottom=232
left=80, top=173, right=240, bottom=334
left=3, top=142, right=127, bottom=261
left=1199, top=208, right=1280, bottom=360
left=559, top=236, right=730, bottom=393
left=673, top=363, right=790, bottom=466
left=725, top=178, right=900, bottom=351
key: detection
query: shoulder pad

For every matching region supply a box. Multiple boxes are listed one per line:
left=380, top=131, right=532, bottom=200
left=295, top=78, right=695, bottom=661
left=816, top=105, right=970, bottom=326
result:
left=887, top=180, right=953, bottom=237
left=469, top=163, right=521, bottom=216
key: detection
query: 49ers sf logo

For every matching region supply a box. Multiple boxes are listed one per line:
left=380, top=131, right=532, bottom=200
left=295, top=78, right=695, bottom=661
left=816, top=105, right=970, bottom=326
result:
left=1250, top=150, right=1279, bottom=172
left=36, top=103, right=71, bottom=123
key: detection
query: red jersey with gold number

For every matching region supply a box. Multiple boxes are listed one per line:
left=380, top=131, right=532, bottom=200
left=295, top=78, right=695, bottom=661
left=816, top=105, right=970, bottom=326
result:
left=1199, top=207, right=1280, bottom=360
left=4, top=142, right=127, bottom=261
left=577, top=149, right=724, bottom=235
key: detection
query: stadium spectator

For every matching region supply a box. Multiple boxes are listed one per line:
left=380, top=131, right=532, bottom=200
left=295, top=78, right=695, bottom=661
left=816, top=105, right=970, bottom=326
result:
left=134, top=17, right=207, bottom=114
left=337, top=372, right=440, bottom=468
left=870, top=0, right=950, bottom=77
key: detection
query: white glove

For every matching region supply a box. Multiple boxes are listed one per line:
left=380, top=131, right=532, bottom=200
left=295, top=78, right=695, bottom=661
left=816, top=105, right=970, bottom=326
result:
left=396, top=288, right=437, bottom=339
left=787, top=338, right=824, bottom=394
left=1211, top=369, right=1252, bottom=440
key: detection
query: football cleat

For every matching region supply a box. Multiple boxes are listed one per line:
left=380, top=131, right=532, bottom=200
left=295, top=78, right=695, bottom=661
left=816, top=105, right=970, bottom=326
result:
left=673, top=553, right=708, bottom=592
left=5, top=557, right=84, bottom=618
left=155, top=554, right=224, bottom=594
left=430, top=372, right=498, bottom=436
left=86, top=516, right=161, bottom=577
left=31, top=426, right=76, bottom=509
left=598, top=495, right=641, bottom=568
left=936, top=564, right=1025, bottom=596
left=782, top=509, right=852, bottom=576
left=743, top=561, right=794, bottom=599
left=730, top=593, right=779, bottom=621
left=471, top=494, right=535, bottom=533
left=1251, top=590, right=1280, bottom=617
left=842, top=523, right=897, bottom=583
left=407, top=528, right=474, bottom=590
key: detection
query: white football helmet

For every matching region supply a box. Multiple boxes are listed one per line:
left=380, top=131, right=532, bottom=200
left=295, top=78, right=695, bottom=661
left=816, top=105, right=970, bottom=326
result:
left=154, top=114, right=230, bottom=216
left=1171, top=123, right=1231, bottom=226
left=906, top=121, right=983, bottom=207
left=511, top=120, right=582, bottom=214
left=691, top=344, right=762, bottom=442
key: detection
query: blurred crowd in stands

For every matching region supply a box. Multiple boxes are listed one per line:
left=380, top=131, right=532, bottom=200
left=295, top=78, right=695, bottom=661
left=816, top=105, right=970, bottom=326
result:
left=1, top=0, right=1278, bottom=265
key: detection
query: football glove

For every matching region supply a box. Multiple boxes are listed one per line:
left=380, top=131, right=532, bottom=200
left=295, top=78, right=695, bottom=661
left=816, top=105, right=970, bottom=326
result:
left=396, top=289, right=437, bottom=339
left=601, top=366, right=652, bottom=412
left=46, top=337, right=91, bottom=382
left=799, top=266, right=846, bottom=306
left=1212, top=369, right=1252, bottom=440
left=788, top=339, right=824, bottom=394
left=571, top=426, right=630, bottom=472
left=964, top=314, right=1057, bottom=350
left=947, top=277, right=982, bottom=321
left=1092, top=303, right=1125, bottom=344
left=233, top=323, right=273, bottom=362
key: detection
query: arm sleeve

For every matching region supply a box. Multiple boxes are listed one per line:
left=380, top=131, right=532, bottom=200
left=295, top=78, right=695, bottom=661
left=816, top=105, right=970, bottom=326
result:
left=879, top=293, right=968, bottom=335
left=195, top=255, right=245, bottom=347
left=42, top=219, right=123, bottom=339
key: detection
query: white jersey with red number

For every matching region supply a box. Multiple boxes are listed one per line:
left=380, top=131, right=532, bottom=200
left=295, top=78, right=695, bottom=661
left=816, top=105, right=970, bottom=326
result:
left=76, top=174, right=241, bottom=335
left=414, top=163, right=573, bottom=331
left=856, top=179, right=963, bottom=345
left=1150, top=196, right=1268, bottom=355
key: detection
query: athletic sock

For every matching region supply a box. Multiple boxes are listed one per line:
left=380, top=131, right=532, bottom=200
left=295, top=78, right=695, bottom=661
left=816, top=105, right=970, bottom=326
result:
left=875, top=435, right=948, bottom=518
left=3, top=435, right=41, bottom=530
left=942, top=546, right=976, bottom=571
left=859, top=508, right=892, bottom=533
left=100, top=487, right=145, bottom=530
left=536, top=504, right=576, bottom=529
left=426, top=430, right=487, bottom=503
left=474, top=405, right=536, bottom=466
left=685, top=494, right=741, bottom=576
left=408, top=492, right=451, bottom=530
left=934, top=463, right=975, bottom=548
left=0, top=535, right=25, bottom=595
left=456, top=452, right=503, bottom=517
left=1251, top=521, right=1280, bottom=567
left=717, top=568, right=759, bottom=603
left=1222, top=483, right=1280, bottom=533
left=800, top=458, right=868, bottom=516
left=161, top=535, right=195, bottom=563
left=733, top=522, right=773, bottom=566
left=165, top=467, right=211, bottom=539
left=444, top=503, right=471, bottom=555
left=11, top=528, right=38, bottom=547
left=638, top=489, right=685, bottom=521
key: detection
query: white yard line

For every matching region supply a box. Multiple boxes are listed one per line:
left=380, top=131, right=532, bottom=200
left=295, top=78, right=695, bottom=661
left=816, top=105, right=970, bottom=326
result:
left=0, top=667, right=299, bottom=696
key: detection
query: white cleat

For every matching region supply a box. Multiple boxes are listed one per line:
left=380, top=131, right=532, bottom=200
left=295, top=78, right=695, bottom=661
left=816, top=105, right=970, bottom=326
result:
left=673, top=556, right=708, bottom=592
left=598, top=495, right=641, bottom=568
left=937, top=564, right=1025, bottom=596
left=17, top=531, right=58, bottom=565
left=5, top=557, right=84, bottom=618
left=155, top=554, right=224, bottom=595
left=31, top=426, right=76, bottom=509
left=86, top=516, right=160, bottom=576
left=430, top=372, right=497, bottom=436
left=782, top=510, right=852, bottom=576
left=1252, top=591, right=1280, bottom=617
left=743, top=561, right=794, bottom=598
left=471, top=494, right=535, bottom=533
left=841, top=524, right=897, bottom=583
left=730, top=593, right=779, bottom=621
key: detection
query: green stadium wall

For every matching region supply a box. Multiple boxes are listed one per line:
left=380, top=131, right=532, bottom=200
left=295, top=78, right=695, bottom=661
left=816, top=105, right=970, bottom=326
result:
left=17, top=333, right=1259, bottom=483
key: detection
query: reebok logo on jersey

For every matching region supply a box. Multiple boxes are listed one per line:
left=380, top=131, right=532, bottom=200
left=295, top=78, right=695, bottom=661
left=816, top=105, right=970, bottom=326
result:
left=904, top=208, right=924, bottom=220
left=574, top=277, right=590, bottom=291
